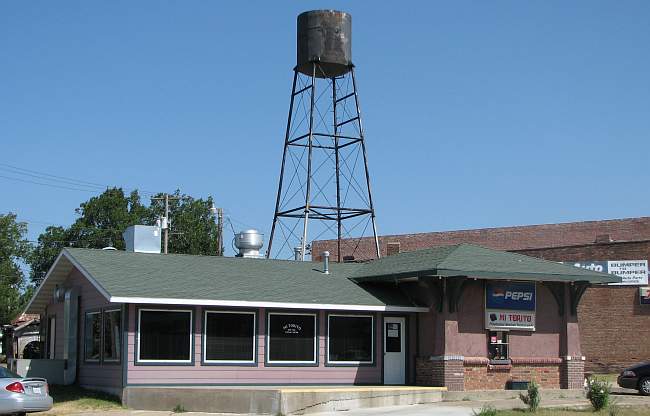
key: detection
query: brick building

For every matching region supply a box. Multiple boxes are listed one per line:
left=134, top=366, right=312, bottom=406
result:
left=313, top=216, right=650, bottom=374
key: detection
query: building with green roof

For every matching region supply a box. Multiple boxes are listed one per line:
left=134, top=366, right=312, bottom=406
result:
left=11, top=242, right=618, bottom=408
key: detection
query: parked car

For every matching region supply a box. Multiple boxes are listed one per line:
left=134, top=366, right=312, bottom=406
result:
left=0, top=367, right=52, bottom=415
left=618, top=361, right=650, bottom=395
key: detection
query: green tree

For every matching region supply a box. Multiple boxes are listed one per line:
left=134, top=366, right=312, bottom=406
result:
left=149, top=191, right=220, bottom=256
left=67, top=188, right=152, bottom=250
left=28, top=188, right=221, bottom=285
left=0, top=213, right=31, bottom=324
left=28, top=188, right=152, bottom=285
left=28, top=226, right=70, bottom=285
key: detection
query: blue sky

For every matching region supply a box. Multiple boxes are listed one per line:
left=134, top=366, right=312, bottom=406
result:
left=2, top=1, right=649, bottom=254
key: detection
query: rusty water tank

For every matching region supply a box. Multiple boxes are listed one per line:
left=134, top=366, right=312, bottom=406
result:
left=297, top=10, right=352, bottom=78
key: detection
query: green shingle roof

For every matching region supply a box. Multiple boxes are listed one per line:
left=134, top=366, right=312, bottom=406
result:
left=27, top=244, right=619, bottom=314
left=352, top=243, right=621, bottom=284
left=63, top=248, right=420, bottom=308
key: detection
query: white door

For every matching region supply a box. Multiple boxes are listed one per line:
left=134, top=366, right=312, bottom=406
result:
left=383, top=317, right=406, bottom=384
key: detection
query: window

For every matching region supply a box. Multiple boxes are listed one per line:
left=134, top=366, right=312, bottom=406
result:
left=204, top=311, right=256, bottom=363
left=84, top=311, right=101, bottom=362
left=103, top=309, right=121, bottom=362
left=84, top=309, right=122, bottom=363
left=267, top=313, right=317, bottom=364
left=328, top=315, right=373, bottom=364
left=488, top=331, right=509, bottom=361
left=385, top=322, right=402, bottom=352
left=138, top=309, right=192, bottom=363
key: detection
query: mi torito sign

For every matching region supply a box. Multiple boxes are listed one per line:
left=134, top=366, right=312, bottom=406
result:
left=485, top=282, right=536, bottom=331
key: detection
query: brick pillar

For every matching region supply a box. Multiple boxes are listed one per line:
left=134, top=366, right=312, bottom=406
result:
left=416, top=355, right=464, bottom=391
left=561, top=283, right=585, bottom=389
left=561, top=356, right=585, bottom=389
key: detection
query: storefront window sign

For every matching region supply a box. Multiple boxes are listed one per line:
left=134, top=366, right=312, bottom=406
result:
left=485, top=282, right=536, bottom=331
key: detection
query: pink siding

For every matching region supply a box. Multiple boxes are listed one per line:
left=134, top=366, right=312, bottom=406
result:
left=509, top=284, right=561, bottom=357
left=423, top=281, right=563, bottom=359
left=46, top=302, right=64, bottom=360
left=59, top=270, right=122, bottom=390
left=127, top=305, right=385, bottom=385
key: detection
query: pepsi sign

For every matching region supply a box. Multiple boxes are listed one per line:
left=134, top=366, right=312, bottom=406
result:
left=486, top=282, right=536, bottom=311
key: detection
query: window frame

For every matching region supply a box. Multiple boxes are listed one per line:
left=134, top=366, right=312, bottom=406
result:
left=136, top=308, right=194, bottom=365
left=487, top=330, right=510, bottom=364
left=83, top=310, right=102, bottom=363
left=202, top=309, right=257, bottom=365
left=102, top=308, right=122, bottom=364
left=266, top=311, right=318, bottom=366
left=326, top=313, right=375, bottom=366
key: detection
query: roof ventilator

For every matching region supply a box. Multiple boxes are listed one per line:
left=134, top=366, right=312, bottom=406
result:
left=322, top=251, right=330, bottom=274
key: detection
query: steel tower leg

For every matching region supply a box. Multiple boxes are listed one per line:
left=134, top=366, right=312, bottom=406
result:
left=351, top=67, right=381, bottom=258
left=333, top=76, right=342, bottom=262
left=266, top=69, right=299, bottom=258
left=299, top=63, right=317, bottom=261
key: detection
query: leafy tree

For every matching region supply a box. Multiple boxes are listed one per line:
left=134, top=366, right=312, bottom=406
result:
left=28, top=188, right=221, bottom=285
left=149, top=191, right=221, bottom=256
left=0, top=213, right=31, bottom=324
left=68, top=188, right=153, bottom=250
left=28, top=226, right=70, bottom=285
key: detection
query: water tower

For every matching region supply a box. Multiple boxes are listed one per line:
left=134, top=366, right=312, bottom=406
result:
left=267, top=10, right=381, bottom=261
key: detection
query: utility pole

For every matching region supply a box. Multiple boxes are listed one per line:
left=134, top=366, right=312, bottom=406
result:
left=152, top=193, right=180, bottom=254
left=210, top=203, right=224, bottom=256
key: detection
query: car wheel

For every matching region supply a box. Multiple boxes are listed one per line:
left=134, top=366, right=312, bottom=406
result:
left=640, top=377, right=650, bottom=396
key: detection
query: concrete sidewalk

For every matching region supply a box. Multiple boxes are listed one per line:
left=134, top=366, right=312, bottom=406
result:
left=42, top=389, right=650, bottom=416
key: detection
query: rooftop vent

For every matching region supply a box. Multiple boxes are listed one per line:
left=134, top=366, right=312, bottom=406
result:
left=123, top=225, right=161, bottom=254
left=235, top=229, right=264, bottom=258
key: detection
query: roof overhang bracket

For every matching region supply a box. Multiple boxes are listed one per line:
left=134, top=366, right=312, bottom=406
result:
left=569, top=281, right=590, bottom=316
left=542, top=281, right=565, bottom=316
left=446, top=277, right=468, bottom=313
left=422, top=277, right=444, bottom=312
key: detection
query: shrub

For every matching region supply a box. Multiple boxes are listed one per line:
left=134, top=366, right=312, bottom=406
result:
left=519, top=379, right=541, bottom=412
left=472, top=404, right=498, bottom=416
left=586, top=377, right=610, bottom=411
left=172, top=404, right=186, bottom=413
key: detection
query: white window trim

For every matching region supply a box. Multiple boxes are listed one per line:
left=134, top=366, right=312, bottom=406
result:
left=102, top=308, right=122, bottom=363
left=137, top=308, right=193, bottom=364
left=203, top=310, right=256, bottom=364
left=267, top=312, right=318, bottom=365
left=327, top=314, right=374, bottom=365
left=84, top=311, right=101, bottom=362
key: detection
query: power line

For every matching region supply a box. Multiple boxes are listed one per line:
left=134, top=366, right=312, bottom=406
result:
left=0, top=162, right=158, bottom=196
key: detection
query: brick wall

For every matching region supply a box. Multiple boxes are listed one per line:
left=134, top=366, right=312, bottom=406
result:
left=312, top=217, right=650, bottom=262
left=517, top=241, right=650, bottom=373
left=416, top=356, right=464, bottom=391
left=417, top=356, right=564, bottom=391
left=318, top=217, right=650, bottom=374
left=464, top=358, right=561, bottom=391
left=561, top=357, right=585, bottom=389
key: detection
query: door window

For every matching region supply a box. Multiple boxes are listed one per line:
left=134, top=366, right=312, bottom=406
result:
left=385, top=322, right=401, bottom=352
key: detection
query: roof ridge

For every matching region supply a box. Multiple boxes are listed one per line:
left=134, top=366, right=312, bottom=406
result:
left=64, top=247, right=361, bottom=267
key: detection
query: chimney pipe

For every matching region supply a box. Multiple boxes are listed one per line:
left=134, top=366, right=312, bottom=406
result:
left=294, top=247, right=302, bottom=261
left=322, top=251, right=330, bottom=274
